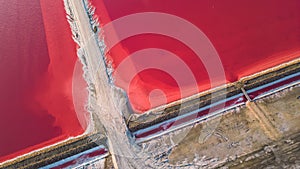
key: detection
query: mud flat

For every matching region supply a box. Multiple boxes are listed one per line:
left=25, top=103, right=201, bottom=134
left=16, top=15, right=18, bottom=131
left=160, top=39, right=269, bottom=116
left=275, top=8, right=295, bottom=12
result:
left=91, top=84, right=300, bottom=168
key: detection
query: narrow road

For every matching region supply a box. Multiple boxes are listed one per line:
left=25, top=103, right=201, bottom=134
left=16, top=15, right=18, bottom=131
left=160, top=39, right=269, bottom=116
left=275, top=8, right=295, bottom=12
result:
left=67, top=0, right=149, bottom=168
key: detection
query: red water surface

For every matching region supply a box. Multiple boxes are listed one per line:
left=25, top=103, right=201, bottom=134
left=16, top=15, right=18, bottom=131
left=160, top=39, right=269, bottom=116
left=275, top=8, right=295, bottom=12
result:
left=91, top=0, right=300, bottom=113
left=0, top=0, right=87, bottom=162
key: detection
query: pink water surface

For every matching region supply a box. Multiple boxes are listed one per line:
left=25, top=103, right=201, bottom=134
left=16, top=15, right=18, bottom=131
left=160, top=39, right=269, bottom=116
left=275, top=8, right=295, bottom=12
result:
left=0, top=0, right=87, bottom=162
left=91, top=0, right=300, bottom=113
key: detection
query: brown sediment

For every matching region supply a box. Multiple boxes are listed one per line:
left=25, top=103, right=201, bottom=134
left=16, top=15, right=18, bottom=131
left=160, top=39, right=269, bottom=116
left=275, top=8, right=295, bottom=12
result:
left=167, top=85, right=300, bottom=168
left=104, top=155, right=114, bottom=169
left=219, top=132, right=300, bottom=169
left=246, top=102, right=280, bottom=141
left=127, top=58, right=300, bottom=132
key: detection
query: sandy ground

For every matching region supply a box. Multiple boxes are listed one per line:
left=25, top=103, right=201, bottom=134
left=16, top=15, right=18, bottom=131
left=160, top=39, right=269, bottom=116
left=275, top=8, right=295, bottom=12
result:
left=148, top=85, right=300, bottom=168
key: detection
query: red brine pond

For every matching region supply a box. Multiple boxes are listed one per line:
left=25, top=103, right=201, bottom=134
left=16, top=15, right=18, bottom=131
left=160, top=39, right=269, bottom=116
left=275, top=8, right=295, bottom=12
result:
left=1, top=0, right=300, bottom=164
left=91, top=0, right=300, bottom=113
left=0, top=0, right=88, bottom=162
